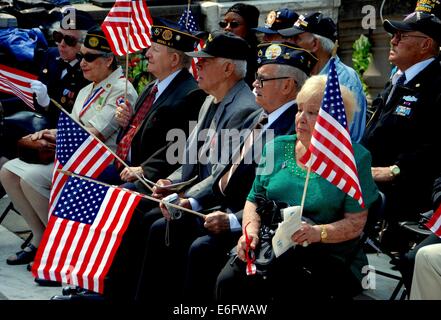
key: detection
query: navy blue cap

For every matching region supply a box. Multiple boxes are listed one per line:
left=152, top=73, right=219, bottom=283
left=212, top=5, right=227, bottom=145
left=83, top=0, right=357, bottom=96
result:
left=257, top=42, right=318, bottom=76
left=384, top=11, right=441, bottom=42
left=278, top=12, right=338, bottom=42
left=151, top=17, right=200, bottom=52
left=59, top=8, right=97, bottom=31
left=84, top=26, right=111, bottom=52
left=253, top=8, right=299, bottom=34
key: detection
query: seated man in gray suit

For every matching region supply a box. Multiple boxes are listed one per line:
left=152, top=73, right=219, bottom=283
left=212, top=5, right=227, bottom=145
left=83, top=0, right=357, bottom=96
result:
left=135, top=31, right=259, bottom=302
left=184, top=43, right=318, bottom=302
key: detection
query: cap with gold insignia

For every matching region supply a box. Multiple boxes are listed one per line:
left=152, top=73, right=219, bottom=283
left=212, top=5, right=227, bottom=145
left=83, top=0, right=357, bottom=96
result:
left=383, top=0, right=441, bottom=42
left=415, top=0, right=441, bottom=18
left=256, top=42, right=318, bottom=76
left=151, top=17, right=200, bottom=52
left=84, top=26, right=112, bottom=53
left=186, top=30, right=250, bottom=60
left=278, top=12, right=337, bottom=42
left=253, top=8, right=299, bottom=34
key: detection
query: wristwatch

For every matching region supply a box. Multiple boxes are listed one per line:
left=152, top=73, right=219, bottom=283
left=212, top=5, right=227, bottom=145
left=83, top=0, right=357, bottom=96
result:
left=320, top=225, right=328, bottom=242
left=390, top=165, right=401, bottom=177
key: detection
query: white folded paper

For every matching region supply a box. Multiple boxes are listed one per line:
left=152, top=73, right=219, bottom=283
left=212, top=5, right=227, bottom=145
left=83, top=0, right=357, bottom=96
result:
left=272, top=206, right=302, bottom=257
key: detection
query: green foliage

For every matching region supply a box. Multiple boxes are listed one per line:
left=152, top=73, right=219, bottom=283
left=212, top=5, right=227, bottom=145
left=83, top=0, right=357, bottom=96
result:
left=352, top=34, right=372, bottom=95
left=120, top=53, right=154, bottom=94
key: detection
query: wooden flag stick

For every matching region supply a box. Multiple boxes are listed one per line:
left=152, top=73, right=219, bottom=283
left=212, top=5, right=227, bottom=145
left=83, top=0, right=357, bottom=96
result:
left=124, top=9, right=132, bottom=102
left=58, top=170, right=205, bottom=219
left=299, top=160, right=312, bottom=247
left=186, top=0, right=191, bottom=27
left=331, top=40, right=339, bottom=58
left=300, top=164, right=312, bottom=216
left=51, top=98, right=154, bottom=193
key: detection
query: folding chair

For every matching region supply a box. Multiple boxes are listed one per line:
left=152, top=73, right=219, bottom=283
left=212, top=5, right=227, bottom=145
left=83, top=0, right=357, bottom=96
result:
left=0, top=200, right=33, bottom=249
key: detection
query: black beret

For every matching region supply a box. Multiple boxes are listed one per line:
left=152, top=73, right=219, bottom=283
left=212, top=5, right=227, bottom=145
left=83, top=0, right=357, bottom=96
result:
left=226, top=3, right=260, bottom=29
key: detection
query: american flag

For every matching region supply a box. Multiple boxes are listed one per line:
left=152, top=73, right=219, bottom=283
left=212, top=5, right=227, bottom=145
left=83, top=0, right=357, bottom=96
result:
left=426, top=205, right=441, bottom=237
left=32, top=176, right=142, bottom=293
left=48, top=112, right=115, bottom=215
left=102, top=0, right=153, bottom=56
left=0, top=64, right=37, bottom=110
left=300, top=58, right=364, bottom=207
left=177, top=8, right=204, bottom=78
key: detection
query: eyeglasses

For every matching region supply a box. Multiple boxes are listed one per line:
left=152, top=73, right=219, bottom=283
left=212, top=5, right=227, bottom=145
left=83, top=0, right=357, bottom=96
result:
left=219, top=20, right=241, bottom=29
left=76, top=52, right=108, bottom=63
left=391, top=32, right=429, bottom=42
left=53, top=31, right=78, bottom=47
left=254, top=73, right=291, bottom=88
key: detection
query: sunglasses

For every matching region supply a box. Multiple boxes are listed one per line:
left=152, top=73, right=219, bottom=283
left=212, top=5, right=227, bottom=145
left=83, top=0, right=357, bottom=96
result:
left=76, top=52, right=107, bottom=63
left=53, top=31, right=78, bottom=47
left=218, top=20, right=241, bottom=29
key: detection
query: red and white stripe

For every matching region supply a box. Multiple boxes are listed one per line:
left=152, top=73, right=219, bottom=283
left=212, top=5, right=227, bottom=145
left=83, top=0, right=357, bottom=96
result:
left=102, top=0, right=153, bottom=56
left=0, top=64, right=37, bottom=110
left=426, top=205, right=441, bottom=237
left=189, top=39, right=204, bottom=79
left=48, top=136, right=114, bottom=215
left=302, top=110, right=364, bottom=207
left=34, top=186, right=141, bottom=293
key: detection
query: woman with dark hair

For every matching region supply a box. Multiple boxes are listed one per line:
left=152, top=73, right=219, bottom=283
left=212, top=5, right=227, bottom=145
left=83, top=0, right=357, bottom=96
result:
left=219, top=3, right=260, bottom=88
left=0, top=26, right=138, bottom=267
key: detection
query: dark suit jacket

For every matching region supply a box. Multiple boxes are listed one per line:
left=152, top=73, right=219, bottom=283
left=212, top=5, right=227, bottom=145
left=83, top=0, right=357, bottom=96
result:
left=362, top=57, right=441, bottom=218
left=213, top=102, right=298, bottom=214
left=120, top=69, right=206, bottom=188
left=167, top=80, right=259, bottom=208
left=36, top=48, right=90, bottom=126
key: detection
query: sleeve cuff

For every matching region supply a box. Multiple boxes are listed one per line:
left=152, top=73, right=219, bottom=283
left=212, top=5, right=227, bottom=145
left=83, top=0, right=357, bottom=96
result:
left=228, top=214, right=241, bottom=232
left=188, top=197, right=202, bottom=212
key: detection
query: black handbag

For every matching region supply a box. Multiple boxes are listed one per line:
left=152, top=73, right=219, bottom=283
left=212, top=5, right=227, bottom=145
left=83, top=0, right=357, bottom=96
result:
left=4, top=111, right=49, bottom=135
left=251, top=195, right=288, bottom=276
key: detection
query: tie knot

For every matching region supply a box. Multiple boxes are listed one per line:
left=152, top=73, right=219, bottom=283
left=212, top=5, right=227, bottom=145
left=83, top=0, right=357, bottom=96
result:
left=59, top=59, right=71, bottom=70
left=151, top=84, right=158, bottom=95
left=258, top=114, right=268, bottom=126
left=396, top=73, right=406, bottom=86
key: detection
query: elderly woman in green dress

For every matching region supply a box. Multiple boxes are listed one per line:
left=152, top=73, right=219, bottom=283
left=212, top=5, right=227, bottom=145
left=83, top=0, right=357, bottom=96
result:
left=216, top=75, right=379, bottom=301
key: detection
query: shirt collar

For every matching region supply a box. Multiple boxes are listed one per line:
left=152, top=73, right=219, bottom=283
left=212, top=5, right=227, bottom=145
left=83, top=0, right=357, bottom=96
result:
left=154, top=69, right=182, bottom=102
left=264, top=100, right=295, bottom=129
left=395, top=57, right=435, bottom=85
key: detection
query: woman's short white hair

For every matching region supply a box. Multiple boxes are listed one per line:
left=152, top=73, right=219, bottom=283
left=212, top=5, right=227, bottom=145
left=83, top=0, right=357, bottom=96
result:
left=296, top=75, right=359, bottom=124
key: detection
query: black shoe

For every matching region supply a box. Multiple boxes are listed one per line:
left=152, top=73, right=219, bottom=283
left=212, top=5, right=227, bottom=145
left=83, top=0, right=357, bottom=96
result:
left=62, top=285, right=88, bottom=296
left=34, top=277, right=61, bottom=287
left=6, top=243, right=37, bottom=265
left=50, top=292, right=104, bottom=301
